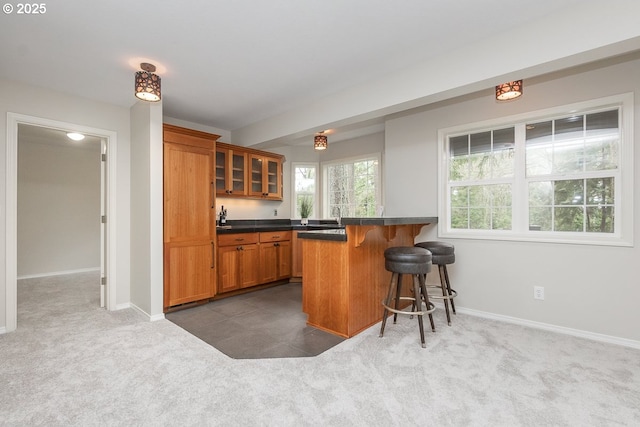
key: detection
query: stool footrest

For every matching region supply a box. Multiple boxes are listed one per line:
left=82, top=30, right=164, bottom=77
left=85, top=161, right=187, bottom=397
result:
left=425, top=286, right=457, bottom=300
left=382, top=296, right=435, bottom=316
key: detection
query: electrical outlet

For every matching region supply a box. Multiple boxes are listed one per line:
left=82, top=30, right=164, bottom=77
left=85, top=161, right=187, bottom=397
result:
left=274, top=209, right=278, bottom=216
left=533, top=286, right=545, bottom=300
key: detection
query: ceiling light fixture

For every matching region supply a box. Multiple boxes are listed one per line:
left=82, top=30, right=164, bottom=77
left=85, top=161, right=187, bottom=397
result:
left=66, top=132, right=85, bottom=141
left=495, top=80, right=523, bottom=101
left=314, top=132, right=328, bottom=151
left=135, top=62, right=161, bottom=102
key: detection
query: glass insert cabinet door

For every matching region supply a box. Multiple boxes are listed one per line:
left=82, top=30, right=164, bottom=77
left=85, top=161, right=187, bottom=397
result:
left=215, top=148, right=248, bottom=196
left=249, top=154, right=282, bottom=199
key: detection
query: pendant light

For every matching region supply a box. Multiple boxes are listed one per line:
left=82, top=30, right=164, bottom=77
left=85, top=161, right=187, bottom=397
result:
left=135, top=63, right=161, bottom=102
left=314, top=132, right=328, bottom=150
left=495, top=80, right=523, bottom=101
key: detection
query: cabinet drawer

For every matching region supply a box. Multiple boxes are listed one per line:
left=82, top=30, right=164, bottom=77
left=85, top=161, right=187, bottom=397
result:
left=218, top=232, right=259, bottom=247
left=259, top=230, right=291, bottom=243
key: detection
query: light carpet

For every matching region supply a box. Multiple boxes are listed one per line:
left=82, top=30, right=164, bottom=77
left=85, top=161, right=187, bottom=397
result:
left=1, top=272, right=639, bottom=426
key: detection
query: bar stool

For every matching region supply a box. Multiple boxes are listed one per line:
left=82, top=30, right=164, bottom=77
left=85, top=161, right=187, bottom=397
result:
left=415, top=241, right=457, bottom=325
left=379, top=246, right=435, bottom=348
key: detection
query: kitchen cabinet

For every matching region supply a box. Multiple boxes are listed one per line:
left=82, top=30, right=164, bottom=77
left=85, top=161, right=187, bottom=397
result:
left=163, top=124, right=219, bottom=310
left=259, top=231, right=292, bottom=283
left=215, top=142, right=284, bottom=201
left=217, top=230, right=291, bottom=293
left=217, top=233, right=260, bottom=292
left=249, top=154, right=283, bottom=200
left=291, top=230, right=303, bottom=278
left=215, top=143, right=248, bottom=196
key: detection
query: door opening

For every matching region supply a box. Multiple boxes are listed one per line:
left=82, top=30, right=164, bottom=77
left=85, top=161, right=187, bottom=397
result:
left=5, top=113, right=118, bottom=332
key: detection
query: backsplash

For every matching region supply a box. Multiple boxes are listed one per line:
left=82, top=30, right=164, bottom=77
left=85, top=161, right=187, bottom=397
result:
left=214, top=197, right=285, bottom=220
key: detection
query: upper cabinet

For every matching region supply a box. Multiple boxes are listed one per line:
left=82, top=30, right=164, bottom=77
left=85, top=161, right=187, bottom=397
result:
left=215, top=144, right=248, bottom=196
left=217, top=142, right=284, bottom=201
left=249, top=154, right=283, bottom=200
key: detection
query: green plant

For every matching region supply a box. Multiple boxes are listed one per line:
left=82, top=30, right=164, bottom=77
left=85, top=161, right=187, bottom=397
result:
left=299, top=196, right=313, bottom=219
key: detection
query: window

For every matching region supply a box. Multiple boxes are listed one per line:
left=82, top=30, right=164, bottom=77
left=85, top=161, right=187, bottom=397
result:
left=322, top=154, right=381, bottom=218
left=439, top=94, right=633, bottom=246
left=291, top=163, right=318, bottom=219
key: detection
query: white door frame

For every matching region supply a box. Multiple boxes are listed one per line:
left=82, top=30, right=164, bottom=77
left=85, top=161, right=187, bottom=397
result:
left=5, top=112, right=118, bottom=332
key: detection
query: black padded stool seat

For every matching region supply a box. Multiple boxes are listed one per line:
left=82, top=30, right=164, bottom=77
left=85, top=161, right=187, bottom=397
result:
left=379, top=246, right=436, bottom=348
left=384, top=246, right=432, bottom=274
left=415, top=241, right=457, bottom=325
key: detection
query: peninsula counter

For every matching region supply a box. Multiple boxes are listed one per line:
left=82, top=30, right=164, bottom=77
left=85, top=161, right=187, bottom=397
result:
left=299, top=217, right=437, bottom=338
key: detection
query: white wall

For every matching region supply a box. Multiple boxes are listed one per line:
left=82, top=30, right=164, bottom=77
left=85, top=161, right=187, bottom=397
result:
left=385, top=54, right=640, bottom=343
left=0, top=78, right=132, bottom=330
left=163, top=116, right=231, bottom=142
left=130, top=101, right=164, bottom=319
left=17, top=138, right=101, bottom=277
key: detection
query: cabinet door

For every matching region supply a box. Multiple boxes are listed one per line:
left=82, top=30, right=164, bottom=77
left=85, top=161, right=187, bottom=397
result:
left=248, top=154, right=283, bottom=200
left=264, top=156, right=282, bottom=200
left=164, top=241, right=215, bottom=307
left=259, top=242, right=278, bottom=284
left=291, top=232, right=303, bottom=278
left=214, top=149, right=228, bottom=195
left=249, top=154, right=266, bottom=198
left=218, top=245, right=240, bottom=293
left=164, top=143, right=215, bottom=242
left=216, top=148, right=247, bottom=196
left=276, top=240, right=292, bottom=280
left=239, top=244, right=260, bottom=288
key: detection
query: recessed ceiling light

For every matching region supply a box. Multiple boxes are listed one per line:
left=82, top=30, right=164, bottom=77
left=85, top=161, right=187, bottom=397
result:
left=67, top=132, right=85, bottom=141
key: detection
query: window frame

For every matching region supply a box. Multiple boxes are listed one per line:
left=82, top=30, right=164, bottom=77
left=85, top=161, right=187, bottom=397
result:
left=290, top=162, right=319, bottom=219
left=321, top=152, right=382, bottom=219
left=438, top=93, right=634, bottom=246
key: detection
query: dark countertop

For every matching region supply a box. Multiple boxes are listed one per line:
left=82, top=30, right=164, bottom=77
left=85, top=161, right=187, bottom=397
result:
left=298, top=217, right=438, bottom=242
left=216, top=219, right=344, bottom=234
left=340, top=216, right=438, bottom=226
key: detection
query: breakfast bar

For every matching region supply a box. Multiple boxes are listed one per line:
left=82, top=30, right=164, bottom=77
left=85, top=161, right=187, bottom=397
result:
left=299, top=217, right=437, bottom=338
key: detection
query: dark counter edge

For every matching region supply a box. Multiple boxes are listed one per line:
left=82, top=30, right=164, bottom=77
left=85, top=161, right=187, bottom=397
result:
left=298, top=217, right=438, bottom=242
left=216, top=219, right=343, bottom=234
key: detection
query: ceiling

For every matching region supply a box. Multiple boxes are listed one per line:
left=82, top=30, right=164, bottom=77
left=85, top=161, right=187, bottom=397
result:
left=1, top=0, right=634, bottom=148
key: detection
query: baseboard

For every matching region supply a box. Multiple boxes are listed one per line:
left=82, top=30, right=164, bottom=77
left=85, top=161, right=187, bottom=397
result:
left=0, top=326, right=6, bottom=335
left=18, top=267, right=100, bottom=280
left=457, top=306, right=640, bottom=350
left=130, top=302, right=165, bottom=322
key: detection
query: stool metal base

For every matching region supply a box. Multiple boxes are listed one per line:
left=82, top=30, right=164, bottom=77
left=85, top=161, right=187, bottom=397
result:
left=379, top=272, right=435, bottom=348
left=423, top=264, right=457, bottom=325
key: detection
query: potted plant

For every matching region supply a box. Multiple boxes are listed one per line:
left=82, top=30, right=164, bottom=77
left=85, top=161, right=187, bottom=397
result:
left=299, top=196, right=313, bottom=226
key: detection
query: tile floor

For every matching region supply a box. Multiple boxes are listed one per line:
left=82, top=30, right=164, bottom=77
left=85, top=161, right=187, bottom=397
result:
left=166, top=282, right=345, bottom=359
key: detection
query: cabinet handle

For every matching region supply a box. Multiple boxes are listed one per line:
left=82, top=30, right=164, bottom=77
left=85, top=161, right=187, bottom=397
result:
left=272, top=235, right=280, bottom=239
left=234, top=238, right=245, bottom=242
left=274, top=242, right=280, bottom=247
left=237, top=246, right=243, bottom=251
left=211, top=242, right=216, bottom=268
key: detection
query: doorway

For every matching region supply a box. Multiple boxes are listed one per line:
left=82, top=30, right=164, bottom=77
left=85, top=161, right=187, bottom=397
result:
left=5, top=113, right=118, bottom=332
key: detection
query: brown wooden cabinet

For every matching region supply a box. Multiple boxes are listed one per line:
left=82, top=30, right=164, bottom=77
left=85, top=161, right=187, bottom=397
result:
left=291, top=230, right=303, bottom=278
left=215, top=144, right=248, bottom=196
left=215, top=142, right=284, bottom=201
left=163, top=124, right=220, bottom=310
left=249, top=154, right=283, bottom=200
left=259, top=231, right=291, bottom=283
left=217, top=230, right=291, bottom=293
left=217, top=233, right=260, bottom=293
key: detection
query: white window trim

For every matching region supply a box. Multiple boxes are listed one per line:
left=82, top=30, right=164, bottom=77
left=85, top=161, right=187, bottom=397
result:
left=437, top=93, right=634, bottom=247
left=321, top=152, right=382, bottom=219
left=290, top=162, right=319, bottom=219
